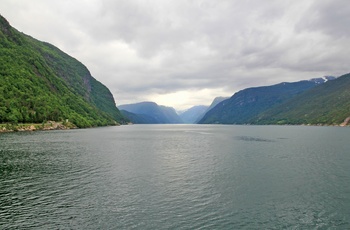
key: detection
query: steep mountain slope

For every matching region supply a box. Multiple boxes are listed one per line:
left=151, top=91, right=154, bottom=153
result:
left=118, top=102, right=183, bottom=124
left=0, top=15, right=126, bottom=127
left=120, top=110, right=158, bottom=124
left=160, top=105, right=183, bottom=124
left=195, top=97, right=229, bottom=123
left=198, top=78, right=332, bottom=124
left=179, top=105, right=208, bottom=124
left=253, top=73, right=350, bottom=125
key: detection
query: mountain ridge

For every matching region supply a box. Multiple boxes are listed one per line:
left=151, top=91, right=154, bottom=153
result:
left=252, top=73, right=350, bottom=125
left=195, top=97, right=229, bottom=123
left=0, top=14, right=127, bottom=127
left=179, top=105, right=208, bottom=124
left=118, top=101, right=183, bottom=124
left=198, top=77, right=335, bottom=124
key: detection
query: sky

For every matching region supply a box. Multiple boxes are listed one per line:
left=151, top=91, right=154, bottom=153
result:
left=1, top=0, right=350, bottom=110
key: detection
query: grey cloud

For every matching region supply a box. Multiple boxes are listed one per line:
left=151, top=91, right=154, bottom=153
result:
left=1, top=0, right=350, bottom=109
left=297, top=0, right=350, bottom=37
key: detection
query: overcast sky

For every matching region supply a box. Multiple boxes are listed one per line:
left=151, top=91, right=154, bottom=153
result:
left=1, top=0, right=350, bottom=110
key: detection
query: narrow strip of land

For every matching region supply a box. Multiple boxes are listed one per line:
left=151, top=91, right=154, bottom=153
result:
left=0, top=121, right=76, bottom=133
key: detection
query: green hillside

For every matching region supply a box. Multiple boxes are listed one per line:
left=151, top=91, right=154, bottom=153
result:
left=254, top=73, right=350, bottom=125
left=0, top=15, right=127, bottom=128
left=198, top=80, right=322, bottom=124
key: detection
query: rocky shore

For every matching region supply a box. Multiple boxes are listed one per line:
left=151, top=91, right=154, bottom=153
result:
left=0, top=121, right=77, bottom=133
left=340, top=117, right=350, bottom=127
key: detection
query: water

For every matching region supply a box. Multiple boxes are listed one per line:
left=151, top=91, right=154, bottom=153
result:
left=0, top=125, right=349, bottom=229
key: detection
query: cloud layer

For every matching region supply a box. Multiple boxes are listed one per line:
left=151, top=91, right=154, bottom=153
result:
left=1, top=0, right=350, bottom=109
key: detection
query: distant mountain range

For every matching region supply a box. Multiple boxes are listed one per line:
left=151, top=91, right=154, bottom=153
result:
left=120, top=97, right=230, bottom=124
left=118, top=102, right=183, bottom=124
left=198, top=77, right=337, bottom=124
left=178, top=105, right=208, bottom=124
left=195, top=97, right=229, bottom=123
left=119, top=73, right=350, bottom=127
left=0, top=15, right=127, bottom=128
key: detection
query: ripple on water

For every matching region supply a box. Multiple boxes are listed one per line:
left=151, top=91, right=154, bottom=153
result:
left=1, top=125, right=350, bottom=229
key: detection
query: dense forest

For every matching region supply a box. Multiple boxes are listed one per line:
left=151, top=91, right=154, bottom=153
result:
left=253, top=73, right=350, bottom=125
left=198, top=79, right=327, bottom=124
left=198, top=75, right=350, bottom=126
left=0, top=15, right=127, bottom=128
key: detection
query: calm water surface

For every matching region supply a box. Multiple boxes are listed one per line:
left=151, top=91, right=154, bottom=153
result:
left=0, top=125, right=349, bottom=229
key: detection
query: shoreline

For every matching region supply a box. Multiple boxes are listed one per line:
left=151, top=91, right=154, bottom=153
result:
left=0, top=121, right=77, bottom=133
left=1, top=122, right=347, bottom=134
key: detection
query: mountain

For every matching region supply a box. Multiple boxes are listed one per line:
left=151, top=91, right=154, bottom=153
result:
left=0, top=15, right=127, bottom=127
left=179, top=105, right=208, bottom=124
left=253, top=74, right=350, bottom=125
left=207, top=97, right=230, bottom=111
left=195, top=97, right=229, bottom=123
left=118, top=102, right=183, bottom=124
left=198, top=78, right=333, bottom=124
left=120, top=110, right=158, bottom=124
left=160, top=105, right=184, bottom=124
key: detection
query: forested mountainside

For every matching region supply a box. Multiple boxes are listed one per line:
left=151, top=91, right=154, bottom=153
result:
left=0, top=15, right=127, bottom=128
left=118, top=101, right=183, bottom=124
left=198, top=78, right=333, bottom=124
left=253, top=73, right=350, bottom=125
